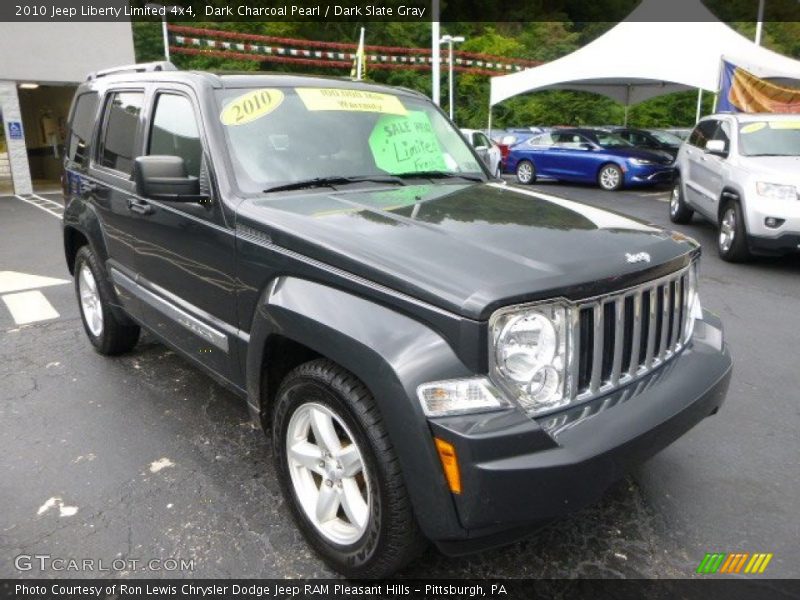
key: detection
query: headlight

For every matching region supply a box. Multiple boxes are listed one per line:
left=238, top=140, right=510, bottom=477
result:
left=629, top=158, right=655, bottom=166
left=417, top=377, right=509, bottom=417
left=756, top=182, right=797, bottom=201
left=490, top=303, right=569, bottom=416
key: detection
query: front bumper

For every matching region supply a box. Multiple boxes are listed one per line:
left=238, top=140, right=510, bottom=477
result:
left=428, top=311, right=731, bottom=554
left=626, top=163, right=676, bottom=185
left=744, top=193, right=800, bottom=251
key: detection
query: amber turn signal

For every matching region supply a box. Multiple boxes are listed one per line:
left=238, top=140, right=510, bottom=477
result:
left=434, top=437, right=462, bottom=494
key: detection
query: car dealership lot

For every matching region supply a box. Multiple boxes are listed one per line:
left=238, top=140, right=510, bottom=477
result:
left=1, top=188, right=798, bottom=578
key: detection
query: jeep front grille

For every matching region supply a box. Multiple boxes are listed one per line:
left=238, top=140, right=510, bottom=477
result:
left=567, top=265, right=693, bottom=402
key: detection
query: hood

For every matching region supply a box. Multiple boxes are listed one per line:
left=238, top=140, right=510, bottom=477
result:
left=236, top=183, right=698, bottom=320
left=741, top=156, right=800, bottom=185
left=604, top=147, right=675, bottom=164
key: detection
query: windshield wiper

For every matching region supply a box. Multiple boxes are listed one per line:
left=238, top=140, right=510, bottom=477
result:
left=395, top=171, right=484, bottom=183
left=747, top=153, right=795, bottom=157
left=264, top=175, right=405, bottom=193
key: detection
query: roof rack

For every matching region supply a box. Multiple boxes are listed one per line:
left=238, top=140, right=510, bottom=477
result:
left=87, top=61, right=177, bottom=81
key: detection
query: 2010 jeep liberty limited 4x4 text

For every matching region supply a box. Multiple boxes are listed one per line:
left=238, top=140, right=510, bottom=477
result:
left=62, top=62, right=732, bottom=577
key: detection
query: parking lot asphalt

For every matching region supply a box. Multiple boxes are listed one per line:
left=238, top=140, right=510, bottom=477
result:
left=1, top=184, right=798, bottom=579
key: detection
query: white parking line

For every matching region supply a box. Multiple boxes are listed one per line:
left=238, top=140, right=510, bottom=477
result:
left=0, top=271, right=70, bottom=294
left=14, top=194, right=64, bottom=219
left=1, top=290, right=60, bottom=325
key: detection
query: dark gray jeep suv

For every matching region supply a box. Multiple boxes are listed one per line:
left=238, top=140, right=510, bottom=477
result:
left=62, top=62, right=732, bottom=577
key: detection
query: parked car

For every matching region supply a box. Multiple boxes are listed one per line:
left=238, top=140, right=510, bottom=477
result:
left=610, top=127, right=683, bottom=160
left=671, top=113, right=800, bottom=261
left=62, top=62, right=731, bottom=577
left=508, top=128, right=676, bottom=190
left=492, top=130, right=537, bottom=172
left=662, top=127, right=693, bottom=141
left=461, top=128, right=502, bottom=177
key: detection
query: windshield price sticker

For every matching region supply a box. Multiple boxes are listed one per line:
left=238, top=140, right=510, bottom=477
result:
left=220, top=89, right=285, bottom=126
left=296, top=88, right=407, bottom=115
left=369, top=111, right=448, bottom=174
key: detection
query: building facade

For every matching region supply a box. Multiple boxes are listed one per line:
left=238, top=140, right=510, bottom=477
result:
left=0, top=22, right=136, bottom=194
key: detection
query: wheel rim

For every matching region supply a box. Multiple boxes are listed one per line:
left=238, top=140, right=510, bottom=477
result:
left=600, top=167, right=620, bottom=189
left=78, top=264, right=103, bottom=337
left=517, top=162, right=532, bottom=183
left=286, top=402, right=371, bottom=545
left=719, top=208, right=736, bottom=252
left=670, top=185, right=680, bottom=215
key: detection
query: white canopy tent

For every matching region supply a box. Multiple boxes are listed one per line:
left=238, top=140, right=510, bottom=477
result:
left=489, top=0, right=800, bottom=123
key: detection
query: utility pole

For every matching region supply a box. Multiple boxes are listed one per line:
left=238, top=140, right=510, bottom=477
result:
left=440, top=35, right=465, bottom=121
left=431, top=0, right=440, bottom=105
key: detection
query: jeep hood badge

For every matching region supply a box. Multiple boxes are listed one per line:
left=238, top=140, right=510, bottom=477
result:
left=626, top=252, right=651, bottom=264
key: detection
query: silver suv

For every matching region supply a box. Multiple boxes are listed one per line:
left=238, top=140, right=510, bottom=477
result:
left=671, top=113, right=800, bottom=261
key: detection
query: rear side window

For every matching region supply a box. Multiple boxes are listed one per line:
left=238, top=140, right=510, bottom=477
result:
left=98, top=91, right=144, bottom=175
left=148, top=94, right=202, bottom=178
left=67, top=92, right=98, bottom=164
left=688, top=120, right=718, bottom=148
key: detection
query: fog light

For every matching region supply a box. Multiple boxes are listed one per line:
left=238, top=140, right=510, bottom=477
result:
left=764, top=217, right=784, bottom=229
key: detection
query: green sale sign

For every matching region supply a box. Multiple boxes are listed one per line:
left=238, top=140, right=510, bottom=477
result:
left=369, top=111, right=448, bottom=174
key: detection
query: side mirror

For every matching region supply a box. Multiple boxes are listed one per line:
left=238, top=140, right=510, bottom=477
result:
left=705, top=140, right=727, bottom=156
left=579, top=143, right=594, bottom=151
left=133, top=155, right=207, bottom=202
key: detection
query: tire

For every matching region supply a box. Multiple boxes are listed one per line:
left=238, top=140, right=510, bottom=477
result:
left=669, top=178, right=694, bottom=224
left=515, top=160, right=535, bottom=185
left=717, top=200, right=751, bottom=262
left=598, top=163, right=624, bottom=191
left=272, top=358, right=426, bottom=577
left=74, top=246, right=140, bottom=355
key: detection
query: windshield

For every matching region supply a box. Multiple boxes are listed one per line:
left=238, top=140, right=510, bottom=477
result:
left=650, top=130, right=683, bottom=146
left=593, top=132, right=633, bottom=148
left=739, top=120, right=800, bottom=157
left=215, top=87, right=485, bottom=192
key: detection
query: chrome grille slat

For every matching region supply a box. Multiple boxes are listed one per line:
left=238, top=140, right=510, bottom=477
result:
left=589, top=302, right=605, bottom=393
left=571, top=264, right=692, bottom=402
left=658, top=284, right=670, bottom=360
left=610, top=297, right=625, bottom=385
left=671, top=277, right=682, bottom=350
left=644, top=286, right=658, bottom=368
left=628, top=291, right=642, bottom=378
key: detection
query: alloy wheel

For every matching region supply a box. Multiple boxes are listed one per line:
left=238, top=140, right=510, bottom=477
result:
left=670, top=185, right=680, bottom=215
left=286, top=402, right=371, bottom=545
left=517, top=162, right=533, bottom=183
left=719, top=208, right=736, bottom=253
left=600, top=167, right=620, bottom=190
left=78, top=264, right=104, bottom=337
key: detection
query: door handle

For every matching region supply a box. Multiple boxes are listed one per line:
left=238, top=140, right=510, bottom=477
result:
left=128, top=198, right=154, bottom=216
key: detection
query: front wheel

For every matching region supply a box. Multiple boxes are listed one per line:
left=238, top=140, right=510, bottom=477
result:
left=74, top=246, right=140, bottom=355
left=515, top=160, right=535, bottom=185
left=718, top=201, right=751, bottom=262
left=598, top=164, right=624, bottom=191
left=669, top=179, right=694, bottom=224
left=272, top=359, right=426, bottom=577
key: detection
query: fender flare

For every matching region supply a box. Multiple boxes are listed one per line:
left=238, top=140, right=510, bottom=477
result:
left=246, top=276, right=472, bottom=540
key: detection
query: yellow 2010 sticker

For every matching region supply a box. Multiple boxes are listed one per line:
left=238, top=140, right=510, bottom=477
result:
left=769, top=120, right=800, bottom=130
left=741, top=122, right=766, bottom=134
left=220, top=89, right=285, bottom=126
left=295, top=87, right=407, bottom=115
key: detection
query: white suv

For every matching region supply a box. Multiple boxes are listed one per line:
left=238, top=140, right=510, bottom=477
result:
left=671, top=113, right=800, bottom=261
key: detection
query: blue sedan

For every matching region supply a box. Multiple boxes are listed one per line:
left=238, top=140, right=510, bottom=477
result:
left=507, top=128, right=676, bottom=191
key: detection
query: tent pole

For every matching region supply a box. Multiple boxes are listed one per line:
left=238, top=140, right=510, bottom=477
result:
left=695, top=89, right=704, bottom=123
left=623, top=104, right=629, bottom=126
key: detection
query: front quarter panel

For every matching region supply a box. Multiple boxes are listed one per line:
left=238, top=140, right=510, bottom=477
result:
left=246, top=276, right=472, bottom=540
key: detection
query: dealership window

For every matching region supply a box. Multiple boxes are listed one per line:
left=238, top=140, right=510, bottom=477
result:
left=98, top=91, right=143, bottom=175
left=67, top=92, right=98, bottom=165
left=148, top=94, right=202, bottom=178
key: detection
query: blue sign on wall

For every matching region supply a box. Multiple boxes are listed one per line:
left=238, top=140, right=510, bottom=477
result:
left=7, top=121, right=23, bottom=140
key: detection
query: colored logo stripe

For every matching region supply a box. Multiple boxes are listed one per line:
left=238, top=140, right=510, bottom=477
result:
left=697, top=553, right=773, bottom=574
